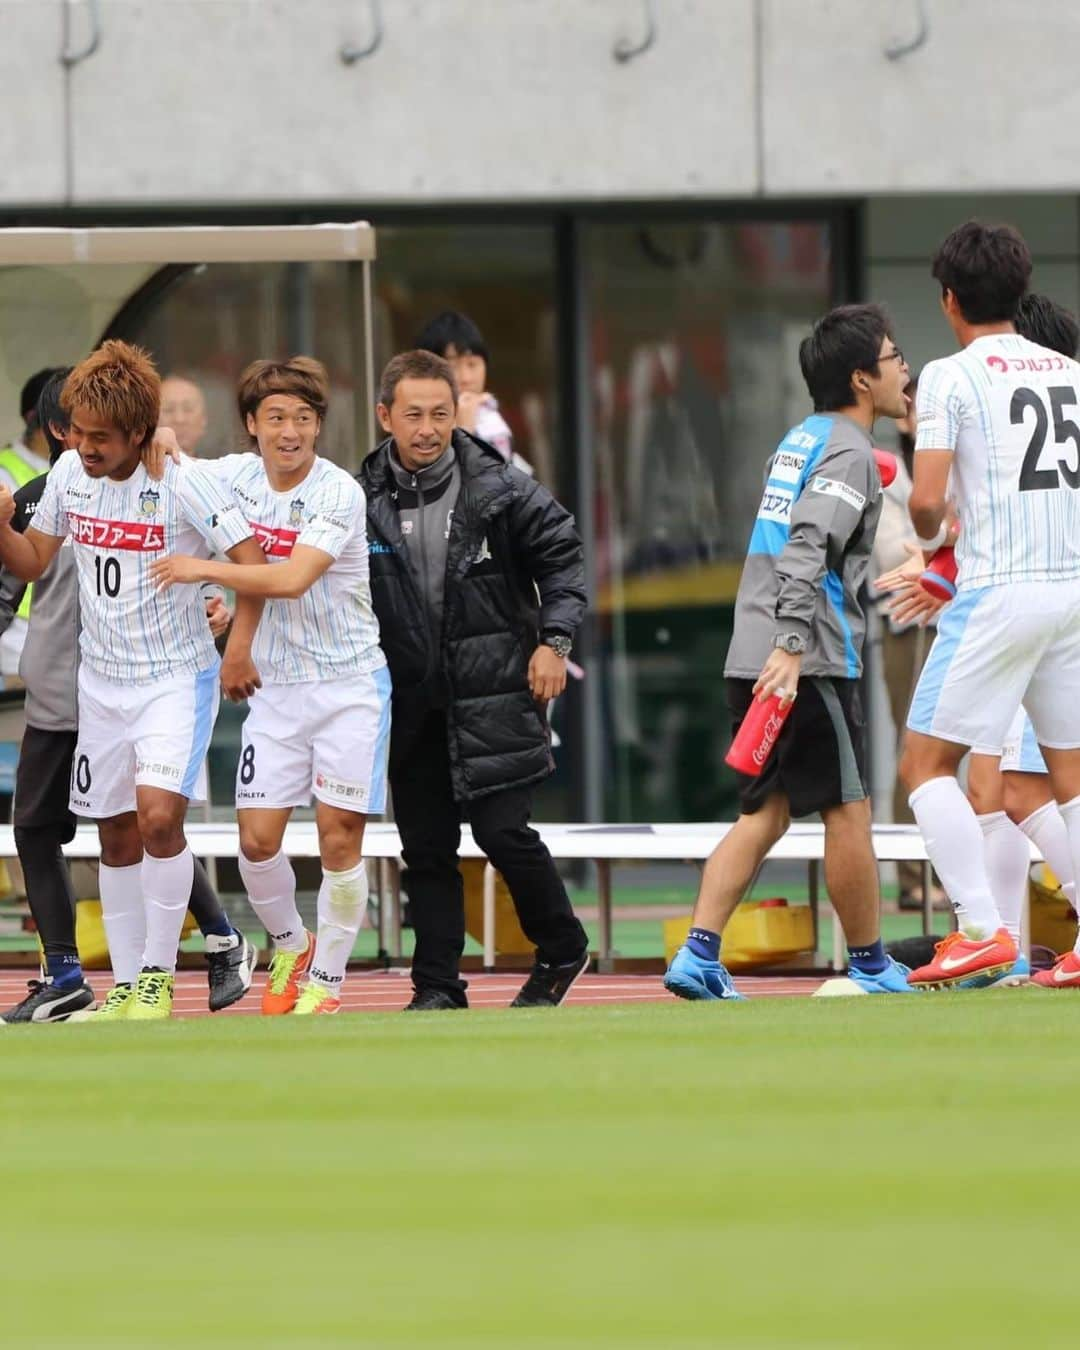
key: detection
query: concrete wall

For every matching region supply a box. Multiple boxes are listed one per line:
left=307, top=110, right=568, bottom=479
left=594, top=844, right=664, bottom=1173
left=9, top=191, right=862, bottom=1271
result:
left=6, top=0, right=1080, bottom=209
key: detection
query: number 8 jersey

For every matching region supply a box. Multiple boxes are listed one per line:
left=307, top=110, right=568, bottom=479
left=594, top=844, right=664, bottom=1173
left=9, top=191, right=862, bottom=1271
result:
left=915, top=332, right=1080, bottom=589
left=33, top=451, right=253, bottom=684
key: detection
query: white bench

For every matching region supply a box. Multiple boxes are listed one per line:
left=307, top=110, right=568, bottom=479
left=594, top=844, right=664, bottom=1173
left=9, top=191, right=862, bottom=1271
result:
left=0, top=820, right=1025, bottom=971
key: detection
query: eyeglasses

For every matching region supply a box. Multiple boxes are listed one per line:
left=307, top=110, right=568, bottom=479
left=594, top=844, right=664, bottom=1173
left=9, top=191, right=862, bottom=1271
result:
left=878, top=349, right=906, bottom=367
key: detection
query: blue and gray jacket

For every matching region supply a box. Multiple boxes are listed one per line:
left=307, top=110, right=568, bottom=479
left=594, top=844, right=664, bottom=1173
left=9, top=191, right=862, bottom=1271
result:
left=724, top=412, right=882, bottom=681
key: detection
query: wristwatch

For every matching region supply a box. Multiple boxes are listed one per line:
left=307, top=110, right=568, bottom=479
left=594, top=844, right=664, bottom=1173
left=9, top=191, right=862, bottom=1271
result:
left=772, top=632, right=807, bottom=655
left=543, top=634, right=573, bottom=659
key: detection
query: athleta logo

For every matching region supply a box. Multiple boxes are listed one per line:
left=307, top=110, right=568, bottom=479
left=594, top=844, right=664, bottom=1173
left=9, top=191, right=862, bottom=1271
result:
left=253, top=522, right=298, bottom=558
left=70, top=513, right=164, bottom=551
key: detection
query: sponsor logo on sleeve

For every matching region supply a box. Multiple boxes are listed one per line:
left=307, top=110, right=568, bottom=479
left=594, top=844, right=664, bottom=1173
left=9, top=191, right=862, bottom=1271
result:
left=810, top=476, right=866, bottom=512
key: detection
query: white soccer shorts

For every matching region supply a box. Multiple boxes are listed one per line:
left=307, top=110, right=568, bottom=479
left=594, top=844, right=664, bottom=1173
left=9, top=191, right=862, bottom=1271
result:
left=235, top=666, right=391, bottom=814
left=999, top=707, right=1048, bottom=775
left=70, top=663, right=219, bottom=818
left=907, top=579, right=1080, bottom=755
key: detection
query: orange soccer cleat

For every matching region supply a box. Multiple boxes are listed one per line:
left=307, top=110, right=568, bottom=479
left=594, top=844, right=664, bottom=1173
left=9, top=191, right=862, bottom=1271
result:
left=907, top=928, right=1018, bottom=990
left=261, top=930, right=316, bottom=1015
left=1032, top=950, right=1080, bottom=989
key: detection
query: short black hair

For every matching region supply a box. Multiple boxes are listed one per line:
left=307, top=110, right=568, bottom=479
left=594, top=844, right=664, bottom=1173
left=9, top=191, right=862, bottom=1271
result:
left=930, top=221, right=1032, bottom=324
left=378, top=350, right=458, bottom=409
left=1014, top=292, right=1079, bottom=359
left=35, top=366, right=74, bottom=463
left=414, top=310, right=490, bottom=367
left=798, top=303, right=893, bottom=412
left=20, top=366, right=65, bottom=431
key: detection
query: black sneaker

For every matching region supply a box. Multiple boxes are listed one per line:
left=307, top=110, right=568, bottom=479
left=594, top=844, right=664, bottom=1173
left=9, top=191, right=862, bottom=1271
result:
left=403, top=988, right=467, bottom=1012
left=0, top=977, right=96, bottom=1024
left=205, top=933, right=257, bottom=1012
left=510, top=950, right=590, bottom=1008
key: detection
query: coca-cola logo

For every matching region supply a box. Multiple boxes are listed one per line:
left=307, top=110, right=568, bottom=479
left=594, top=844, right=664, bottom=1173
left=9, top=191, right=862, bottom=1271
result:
left=750, top=711, right=785, bottom=765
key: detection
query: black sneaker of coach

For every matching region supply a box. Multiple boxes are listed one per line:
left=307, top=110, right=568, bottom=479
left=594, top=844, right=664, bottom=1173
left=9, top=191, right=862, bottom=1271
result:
left=205, top=933, right=258, bottom=1012
left=0, top=977, right=96, bottom=1024
left=510, top=950, right=590, bottom=1008
left=403, top=988, right=468, bottom=1012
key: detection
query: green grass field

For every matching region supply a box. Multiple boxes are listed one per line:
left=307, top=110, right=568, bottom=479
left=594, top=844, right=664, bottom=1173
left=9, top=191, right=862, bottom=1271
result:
left=4, top=994, right=1078, bottom=1348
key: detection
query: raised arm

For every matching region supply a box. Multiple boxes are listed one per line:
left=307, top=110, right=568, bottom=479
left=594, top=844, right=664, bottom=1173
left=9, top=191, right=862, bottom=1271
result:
left=0, top=485, right=64, bottom=581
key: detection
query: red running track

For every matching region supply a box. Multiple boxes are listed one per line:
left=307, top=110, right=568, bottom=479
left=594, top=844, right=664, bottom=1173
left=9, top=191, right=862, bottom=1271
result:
left=0, top=968, right=824, bottom=1017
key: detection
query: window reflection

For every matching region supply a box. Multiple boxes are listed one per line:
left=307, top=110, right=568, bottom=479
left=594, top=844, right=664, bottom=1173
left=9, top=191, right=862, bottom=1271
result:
left=587, top=220, right=833, bottom=820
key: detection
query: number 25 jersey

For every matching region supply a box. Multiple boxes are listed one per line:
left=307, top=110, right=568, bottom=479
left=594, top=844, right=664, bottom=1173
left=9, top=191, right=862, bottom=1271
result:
left=33, top=451, right=253, bottom=684
left=915, top=333, right=1080, bottom=589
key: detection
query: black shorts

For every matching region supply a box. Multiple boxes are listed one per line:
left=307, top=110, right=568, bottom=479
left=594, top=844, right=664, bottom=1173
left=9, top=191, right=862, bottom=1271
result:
left=726, top=676, right=868, bottom=818
left=12, top=726, right=78, bottom=841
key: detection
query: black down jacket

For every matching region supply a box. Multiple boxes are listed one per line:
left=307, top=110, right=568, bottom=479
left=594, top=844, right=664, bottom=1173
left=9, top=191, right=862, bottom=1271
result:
left=359, top=431, right=587, bottom=801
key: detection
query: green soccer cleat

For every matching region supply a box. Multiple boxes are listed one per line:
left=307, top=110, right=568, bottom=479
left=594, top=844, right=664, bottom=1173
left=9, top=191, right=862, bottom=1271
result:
left=128, top=968, right=175, bottom=1021
left=69, top=982, right=135, bottom=1023
left=292, top=982, right=342, bottom=1016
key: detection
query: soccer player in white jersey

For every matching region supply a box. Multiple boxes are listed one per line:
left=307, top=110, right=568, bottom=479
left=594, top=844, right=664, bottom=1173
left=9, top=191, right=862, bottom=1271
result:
left=896, top=222, right=1080, bottom=988
left=879, top=292, right=1080, bottom=985
left=0, top=341, right=266, bottom=1019
left=151, top=357, right=389, bottom=1016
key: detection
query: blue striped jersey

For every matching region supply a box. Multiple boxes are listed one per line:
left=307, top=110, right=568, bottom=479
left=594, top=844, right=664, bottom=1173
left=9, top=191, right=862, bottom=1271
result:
left=915, top=333, right=1080, bottom=589
left=32, top=451, right=252, bottom=684
left=209, top=454, right=385, bottom=684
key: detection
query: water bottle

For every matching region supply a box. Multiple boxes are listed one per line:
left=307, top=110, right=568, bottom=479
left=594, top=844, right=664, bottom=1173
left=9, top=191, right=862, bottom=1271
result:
left=725, top=694, right=794, bottom=777
left=919, top=545, right=958, bottom=601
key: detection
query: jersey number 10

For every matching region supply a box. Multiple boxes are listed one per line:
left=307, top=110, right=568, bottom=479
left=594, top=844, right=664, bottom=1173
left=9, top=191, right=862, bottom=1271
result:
left=94, top=554, right=121, bottom=597
left=1012, top=385, right=1080, bottom=492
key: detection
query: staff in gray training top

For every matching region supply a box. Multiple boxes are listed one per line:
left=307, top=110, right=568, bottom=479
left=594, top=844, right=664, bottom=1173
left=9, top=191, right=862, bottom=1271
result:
left=664, top=303, right=914, bottom=1002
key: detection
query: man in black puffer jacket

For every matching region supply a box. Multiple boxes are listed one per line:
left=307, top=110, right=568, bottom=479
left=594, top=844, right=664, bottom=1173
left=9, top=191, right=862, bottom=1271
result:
left=360, top=350, right=589, bottom=1010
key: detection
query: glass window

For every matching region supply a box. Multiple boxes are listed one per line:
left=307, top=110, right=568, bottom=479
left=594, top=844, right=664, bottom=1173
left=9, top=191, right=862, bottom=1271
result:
left=586, top=219, right=834, bottom=820
left=113, top=260, right=371, bottom=468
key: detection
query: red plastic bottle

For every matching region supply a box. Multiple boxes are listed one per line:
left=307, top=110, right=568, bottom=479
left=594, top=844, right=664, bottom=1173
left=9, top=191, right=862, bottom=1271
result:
left=873, top=448, right=898, bottom=488
left=919, top=544, right=958, bottom=601
left=725, top=694, right=794, bottom=777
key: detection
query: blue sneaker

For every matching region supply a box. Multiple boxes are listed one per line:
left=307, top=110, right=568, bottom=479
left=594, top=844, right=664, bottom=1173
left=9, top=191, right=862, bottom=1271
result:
left=991, top=953, right=1030, bottom=988
left=848, top=956, right=917, bottom=994
left=664, top=945, right=746, bottom=1001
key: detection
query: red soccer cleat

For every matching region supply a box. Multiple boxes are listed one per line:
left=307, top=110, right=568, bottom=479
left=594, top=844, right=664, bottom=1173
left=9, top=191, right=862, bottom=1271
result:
left=907, top=928, right=1018, bottom=990
left=1032, top=950, right=1080, bottom=989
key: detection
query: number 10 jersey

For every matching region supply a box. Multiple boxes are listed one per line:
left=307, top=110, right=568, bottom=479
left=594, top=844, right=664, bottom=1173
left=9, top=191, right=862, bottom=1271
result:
left=915, top=332, right=1080, bottom=590
left=33, top=451, right=253, bottom=685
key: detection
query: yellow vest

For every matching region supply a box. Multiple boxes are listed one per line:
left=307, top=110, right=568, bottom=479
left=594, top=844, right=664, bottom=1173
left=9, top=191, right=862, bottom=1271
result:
left=0, top=448, right=42, bottom=620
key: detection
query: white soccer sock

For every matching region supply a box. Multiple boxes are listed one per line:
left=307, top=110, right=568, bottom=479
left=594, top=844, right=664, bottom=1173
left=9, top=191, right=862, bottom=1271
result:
left=239, top=849, right=307, bottom=952
left=976, top=812, right=1030, bottom=942
left=1054, top=796, right=1080, bottom=956
left=909, top=777, right=1003, bottom=938
left=141, top=847, right=194, bottom=974
left=98, top=861, right=145, bottom=986
left=1017, top=801, right=1078, bottom=912
left=309, top=863, right=369, bottom=993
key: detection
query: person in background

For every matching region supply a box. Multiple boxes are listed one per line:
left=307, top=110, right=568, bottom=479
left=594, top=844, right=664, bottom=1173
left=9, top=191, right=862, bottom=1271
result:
left=868, top=372, right=944, bottom=910
left=415, top=310, right=533, bottom=474
left=0, top=369, right=61, bottom=678
left=0, top=367, right=257, bottom=1024
left=160, top=374, right=209, bottom=457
